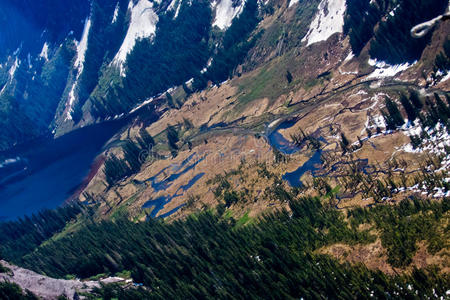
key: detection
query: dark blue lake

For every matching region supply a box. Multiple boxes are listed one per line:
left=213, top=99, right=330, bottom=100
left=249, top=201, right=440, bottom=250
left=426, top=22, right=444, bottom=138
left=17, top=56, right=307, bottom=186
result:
left=0, top=119, right=127, bottom=221
left=267, top=120, right=301, bottom=155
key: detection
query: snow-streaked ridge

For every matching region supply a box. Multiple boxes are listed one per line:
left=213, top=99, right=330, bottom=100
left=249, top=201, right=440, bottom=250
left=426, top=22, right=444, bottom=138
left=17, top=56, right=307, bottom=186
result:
left=113, top=0, right=158, bottom=73
left=288, top=0, right=299, bottom=8
left=212, top=0, right=246, bottom=30
left=8, top=57, right=19, bottom=78
left=302, top=0, right=346, bottom=46
left=65, top=17, right=92, bottom=121
left=0, top=57, right=19, bottom=96
left=167, top=0, right=182, bottom=18
left=112, top=2, right=120, bottom=23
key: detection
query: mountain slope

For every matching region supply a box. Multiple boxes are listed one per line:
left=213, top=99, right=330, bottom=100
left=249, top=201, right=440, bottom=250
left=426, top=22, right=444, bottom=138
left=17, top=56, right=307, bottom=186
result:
left=0, top=0, right=449, bottom=298
left=0, top=0, right=252, bottom=151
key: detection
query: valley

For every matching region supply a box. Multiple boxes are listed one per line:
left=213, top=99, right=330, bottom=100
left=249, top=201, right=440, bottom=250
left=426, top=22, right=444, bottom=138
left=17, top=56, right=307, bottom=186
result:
left=0, top=0, right=449, bottom=298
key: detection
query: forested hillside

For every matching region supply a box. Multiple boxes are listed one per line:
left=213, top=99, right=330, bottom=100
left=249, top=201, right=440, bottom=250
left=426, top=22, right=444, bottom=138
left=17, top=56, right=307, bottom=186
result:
left=1, top=194, right=448, bottom=298
left=344, top=0, right=448, bottom=63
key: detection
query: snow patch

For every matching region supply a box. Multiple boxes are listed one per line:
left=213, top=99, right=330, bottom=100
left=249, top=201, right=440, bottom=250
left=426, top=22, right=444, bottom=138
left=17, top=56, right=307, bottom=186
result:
left=344, top=51, right=354, bottom=62
left=302, top=0, right=346, bottom=46
left=387, top=4, right=399, bottom=18
left=112, top=2, right=120, bottom=23
left=39, top=42, right=49, bottom=61
left=339, top=69, right=358, bottom=75
left=361, top=112, right=386, bottom=135
left=65, top=83, right=77, bottom=121
left=400, top=123, right=450, bottom=158
left=9, top=57, right=19, bottom=78
left=0, top=157, right=21, bottom=169
left=367, top=58, right=416, bottom=79
left=113, top=0, right=158, bottom=73
left=439, top=72, right=450, bottom=83
left=213, top=0, right=246, bottom=30
left=268, top=119, right=281, bottom=128
left=129, top=97, right=154, bottom=114
left=288, top=0, right=299, bottom=8
left=27, top=53, right=32, bottom=69
left=0, top=84, right=6, bottom=96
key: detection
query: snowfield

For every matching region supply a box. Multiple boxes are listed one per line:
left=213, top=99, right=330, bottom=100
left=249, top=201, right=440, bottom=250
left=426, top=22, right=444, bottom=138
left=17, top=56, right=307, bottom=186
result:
left=113, top=0, right=158, bottom=71
left=302, top=0, right=346, bottom=46
left=212, top=0, right=246, bottom=30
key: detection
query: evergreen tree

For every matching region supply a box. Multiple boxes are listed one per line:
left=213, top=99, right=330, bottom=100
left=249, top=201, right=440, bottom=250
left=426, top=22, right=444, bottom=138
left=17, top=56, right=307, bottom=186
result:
left=205, top=0, right=260, bottom=84
left=166, top=125, right=179, bottom=151
left=434, top=39, right=450, bottom=73
left=369, top=0, right=448, bottom=64
left=431, top=93, right=449, bottom=126
left=340, top=133, right=350, bottom=153
left=139, top=128, right=155, bottom=149
left=104, top=153, right=130, bottom=185
left=286, top=70, right=293, bottom=84
left=400, top=93, right=417, bottom=124
left=383, top=97, right=404, bottom=130
left=0, top=282, right=38, bottom=300
left=344, top=0, right=381, bottom=55
left=166, top=92, right=176, bottom=109
left=123, top=140, right=142, bottom=173
left=409, top=90, right=423, bottom=110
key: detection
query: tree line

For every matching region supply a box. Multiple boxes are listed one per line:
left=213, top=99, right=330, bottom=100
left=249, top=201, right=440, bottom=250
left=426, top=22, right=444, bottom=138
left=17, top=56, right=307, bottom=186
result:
left=0, top=191, right=447, bottom=299
left=104, top=128, right=155, bottom=186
